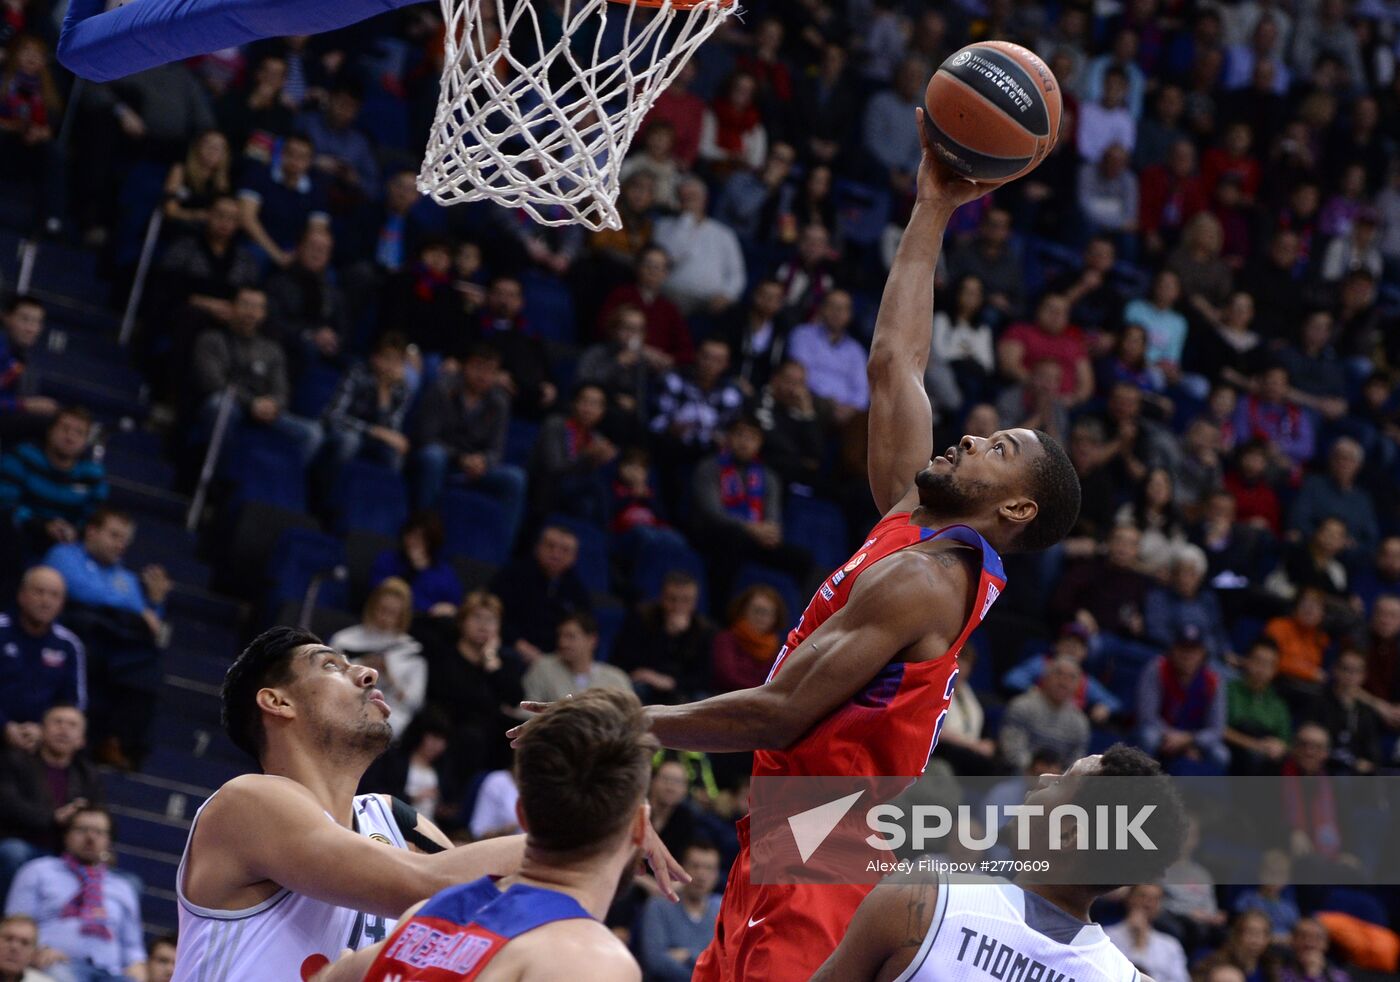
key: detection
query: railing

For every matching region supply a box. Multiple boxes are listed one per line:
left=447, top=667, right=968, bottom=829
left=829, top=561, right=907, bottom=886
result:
left=185, top=385, right=236, bottom=531
left=119, top=206, right=164, bottom=347
left=299, top=566, right=348, bottom=630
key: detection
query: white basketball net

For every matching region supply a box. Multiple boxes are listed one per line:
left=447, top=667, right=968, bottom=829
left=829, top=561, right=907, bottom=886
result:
left=419, top=0, right=736, bottom=230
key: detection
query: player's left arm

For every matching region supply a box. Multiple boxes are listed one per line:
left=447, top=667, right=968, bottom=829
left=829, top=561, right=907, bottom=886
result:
left=512, top=551, right=967, bottom=754
left=810, top=876, right=939, bottom=982
left=866, top=110, right=992, bottom=517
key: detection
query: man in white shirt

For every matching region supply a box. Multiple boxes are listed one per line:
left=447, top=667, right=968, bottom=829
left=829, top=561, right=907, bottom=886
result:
left=1106, top=883, right=1190, bottom=982
left=1077, top=66, right=1136, bottom=164
left=521, top=613, right=632, bottom=705
left=654, top=179, right=747, bottom=317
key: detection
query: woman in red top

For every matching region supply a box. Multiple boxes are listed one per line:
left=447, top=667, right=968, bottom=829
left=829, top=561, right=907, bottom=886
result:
left=1223, top=438, right=1283, bottom=535
left=1201, top=122, right=1261, bottom=203
left=700, top=71, right=767, bottom=176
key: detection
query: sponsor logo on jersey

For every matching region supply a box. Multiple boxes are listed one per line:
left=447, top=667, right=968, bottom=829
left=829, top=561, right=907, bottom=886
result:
left=819, top=583, right=835, bottom=601
left=830, top=569, right=846, bottom=588
left=40, top=648, right=66, bottom=668
left=842, top=553, right=868, bottom=574
left=861, top=537, right=877, bottom=550
left=369, top=833, right=392, bottom=845
left=979, top=582, right=1001, bottom=619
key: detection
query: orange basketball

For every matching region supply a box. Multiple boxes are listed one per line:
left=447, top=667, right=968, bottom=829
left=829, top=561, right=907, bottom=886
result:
left=923, top=41, right=1062, bottom=184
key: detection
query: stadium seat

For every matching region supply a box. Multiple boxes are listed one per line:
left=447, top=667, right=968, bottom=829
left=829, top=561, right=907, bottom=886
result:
left=592, top=594, right=625, bottom=662
left=345, top=529, right=396, bottom=610
left=291, top=360, right=344, bottom=420
left=222, top=427, right=308, bottom=513
left=521, top=269, right=576, bottom=343
left=1323, top=888, right=1391, bottom=928
left=440, top=489, right=512, bottom=566
left=833, top=179, right=892, bottom=248
left=504, top=418, right=542, bottom=468
left=449, top=555, right=499, bottom=596
left=267, top=528, right=348, bottom=612
left=217, top=501, right=318, bottom=600
left=335, top=459, right=409, bottom=537
left=783, top=494, right=849, bottom=575
left=631, top=536, right=707, bottom=611
left=731, top=563, right=803, bottom=634
left=547, top=513, right=609, bottom=594
left=274, top=600, right=359, bottom=640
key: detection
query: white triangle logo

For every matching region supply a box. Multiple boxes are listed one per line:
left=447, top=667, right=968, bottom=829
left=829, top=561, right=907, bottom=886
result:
left=787, top=790, right=865, bottom=863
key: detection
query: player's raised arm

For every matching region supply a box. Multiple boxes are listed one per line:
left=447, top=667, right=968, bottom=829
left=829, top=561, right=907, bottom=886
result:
left=866, top=109, right=992, bottom=516
left=196, top=775, right=524, bottom=918
left=541, top=549, right=970, bottom=754
left=810, top=876, right=940, bottom=982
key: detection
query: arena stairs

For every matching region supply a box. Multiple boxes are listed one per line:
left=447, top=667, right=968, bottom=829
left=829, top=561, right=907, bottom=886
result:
left=0, top=229, right=242, bottom=939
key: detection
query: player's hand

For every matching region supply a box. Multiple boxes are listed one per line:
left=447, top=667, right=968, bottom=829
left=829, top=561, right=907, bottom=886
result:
left=507, top=698, right=566, bottom=747
left=641, top=818, right=691, bottom=902
left=914, top=107, right=995, bottom=209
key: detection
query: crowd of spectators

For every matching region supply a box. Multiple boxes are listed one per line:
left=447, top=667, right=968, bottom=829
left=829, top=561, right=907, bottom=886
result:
left=2, top=0, right=1400, bottom=978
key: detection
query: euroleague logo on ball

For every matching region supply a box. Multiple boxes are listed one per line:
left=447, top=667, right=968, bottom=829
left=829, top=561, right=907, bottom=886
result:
left=951, top=50, right=972, bottom=66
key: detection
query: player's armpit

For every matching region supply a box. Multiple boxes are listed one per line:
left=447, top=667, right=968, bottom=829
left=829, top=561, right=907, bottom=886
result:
left=811, top=875, right=940, bottom=982
left=647, top=552, right=967, bottom=753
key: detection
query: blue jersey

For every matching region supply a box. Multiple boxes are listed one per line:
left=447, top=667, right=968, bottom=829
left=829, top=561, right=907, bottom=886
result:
left=364, top=877, right=592, bottom=980
left=0, top=612, right=85, bottom=725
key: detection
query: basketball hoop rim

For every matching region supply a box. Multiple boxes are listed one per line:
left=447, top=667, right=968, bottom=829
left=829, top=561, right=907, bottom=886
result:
left=607, top=0, right=736, bottom=9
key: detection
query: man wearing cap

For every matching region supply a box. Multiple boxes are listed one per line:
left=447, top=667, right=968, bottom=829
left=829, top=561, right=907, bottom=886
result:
left=1136, top=624, right=1228, bottom=775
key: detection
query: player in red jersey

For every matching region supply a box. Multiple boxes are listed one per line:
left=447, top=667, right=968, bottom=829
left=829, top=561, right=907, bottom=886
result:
left=511, top=111, right=1083, bottom=982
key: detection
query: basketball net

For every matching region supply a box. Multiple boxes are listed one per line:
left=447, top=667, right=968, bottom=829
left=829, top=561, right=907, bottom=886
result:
left=419, top=0, right=735, bottom=230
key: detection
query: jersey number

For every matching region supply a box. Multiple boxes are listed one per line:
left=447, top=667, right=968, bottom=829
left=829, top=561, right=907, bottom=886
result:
left=347, top=911, right=389, bottom=949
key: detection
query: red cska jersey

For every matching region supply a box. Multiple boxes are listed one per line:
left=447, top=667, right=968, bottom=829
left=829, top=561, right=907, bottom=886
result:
left=753, top=513, right=1007, bottom=779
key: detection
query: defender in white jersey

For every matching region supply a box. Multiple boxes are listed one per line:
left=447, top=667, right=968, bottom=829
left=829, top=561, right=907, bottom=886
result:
left=172, top=627, right=686, bottom=981
left=812, top=746, right=1189, bottom=982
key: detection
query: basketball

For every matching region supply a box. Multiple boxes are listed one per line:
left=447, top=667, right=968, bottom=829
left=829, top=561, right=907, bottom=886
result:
left=923, top=41, right=1062, bottom=184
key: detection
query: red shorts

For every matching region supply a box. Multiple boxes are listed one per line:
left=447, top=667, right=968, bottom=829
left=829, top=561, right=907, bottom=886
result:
left=693, top=817, right=872, bottom=982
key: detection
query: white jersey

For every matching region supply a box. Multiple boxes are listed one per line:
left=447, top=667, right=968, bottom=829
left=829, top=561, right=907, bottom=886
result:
left=171, top=791, right=407, bottom=982
left=896, top=874, right=1141, bottom=982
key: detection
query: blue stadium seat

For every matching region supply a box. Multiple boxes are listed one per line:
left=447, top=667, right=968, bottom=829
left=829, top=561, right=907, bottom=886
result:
left=440, top=489, right=512, bottom=566
left=631, top=536, right=707, bottom=610
left=504, top=418, right=542, bottom=468
left=521, top=269, right=576, bottom=343
left=731, top=563, right=803, bottom=635
left=267, top=527, right=348, bottom=611
left=783, top=494, right=849, bottom=575
left=291, top=361, right=344, bottom=420
left=592, top=596, right=625, bottom=662
left=223, top=427, right=308, bottom=513
left=336, top=459, right=409, bottom=537
left=547, top=513, right=609, bottom=595
left=1322, top=887, right=1390, bottom=927
left=833, top=179, right=892, bottom=248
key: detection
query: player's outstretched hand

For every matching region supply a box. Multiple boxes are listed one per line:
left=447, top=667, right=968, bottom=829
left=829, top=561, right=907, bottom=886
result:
left=506, top=699, right=561, bottom=747
left=642, top=820, right=692, bottom=902
left=914, top=107, right=995, bottom=209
